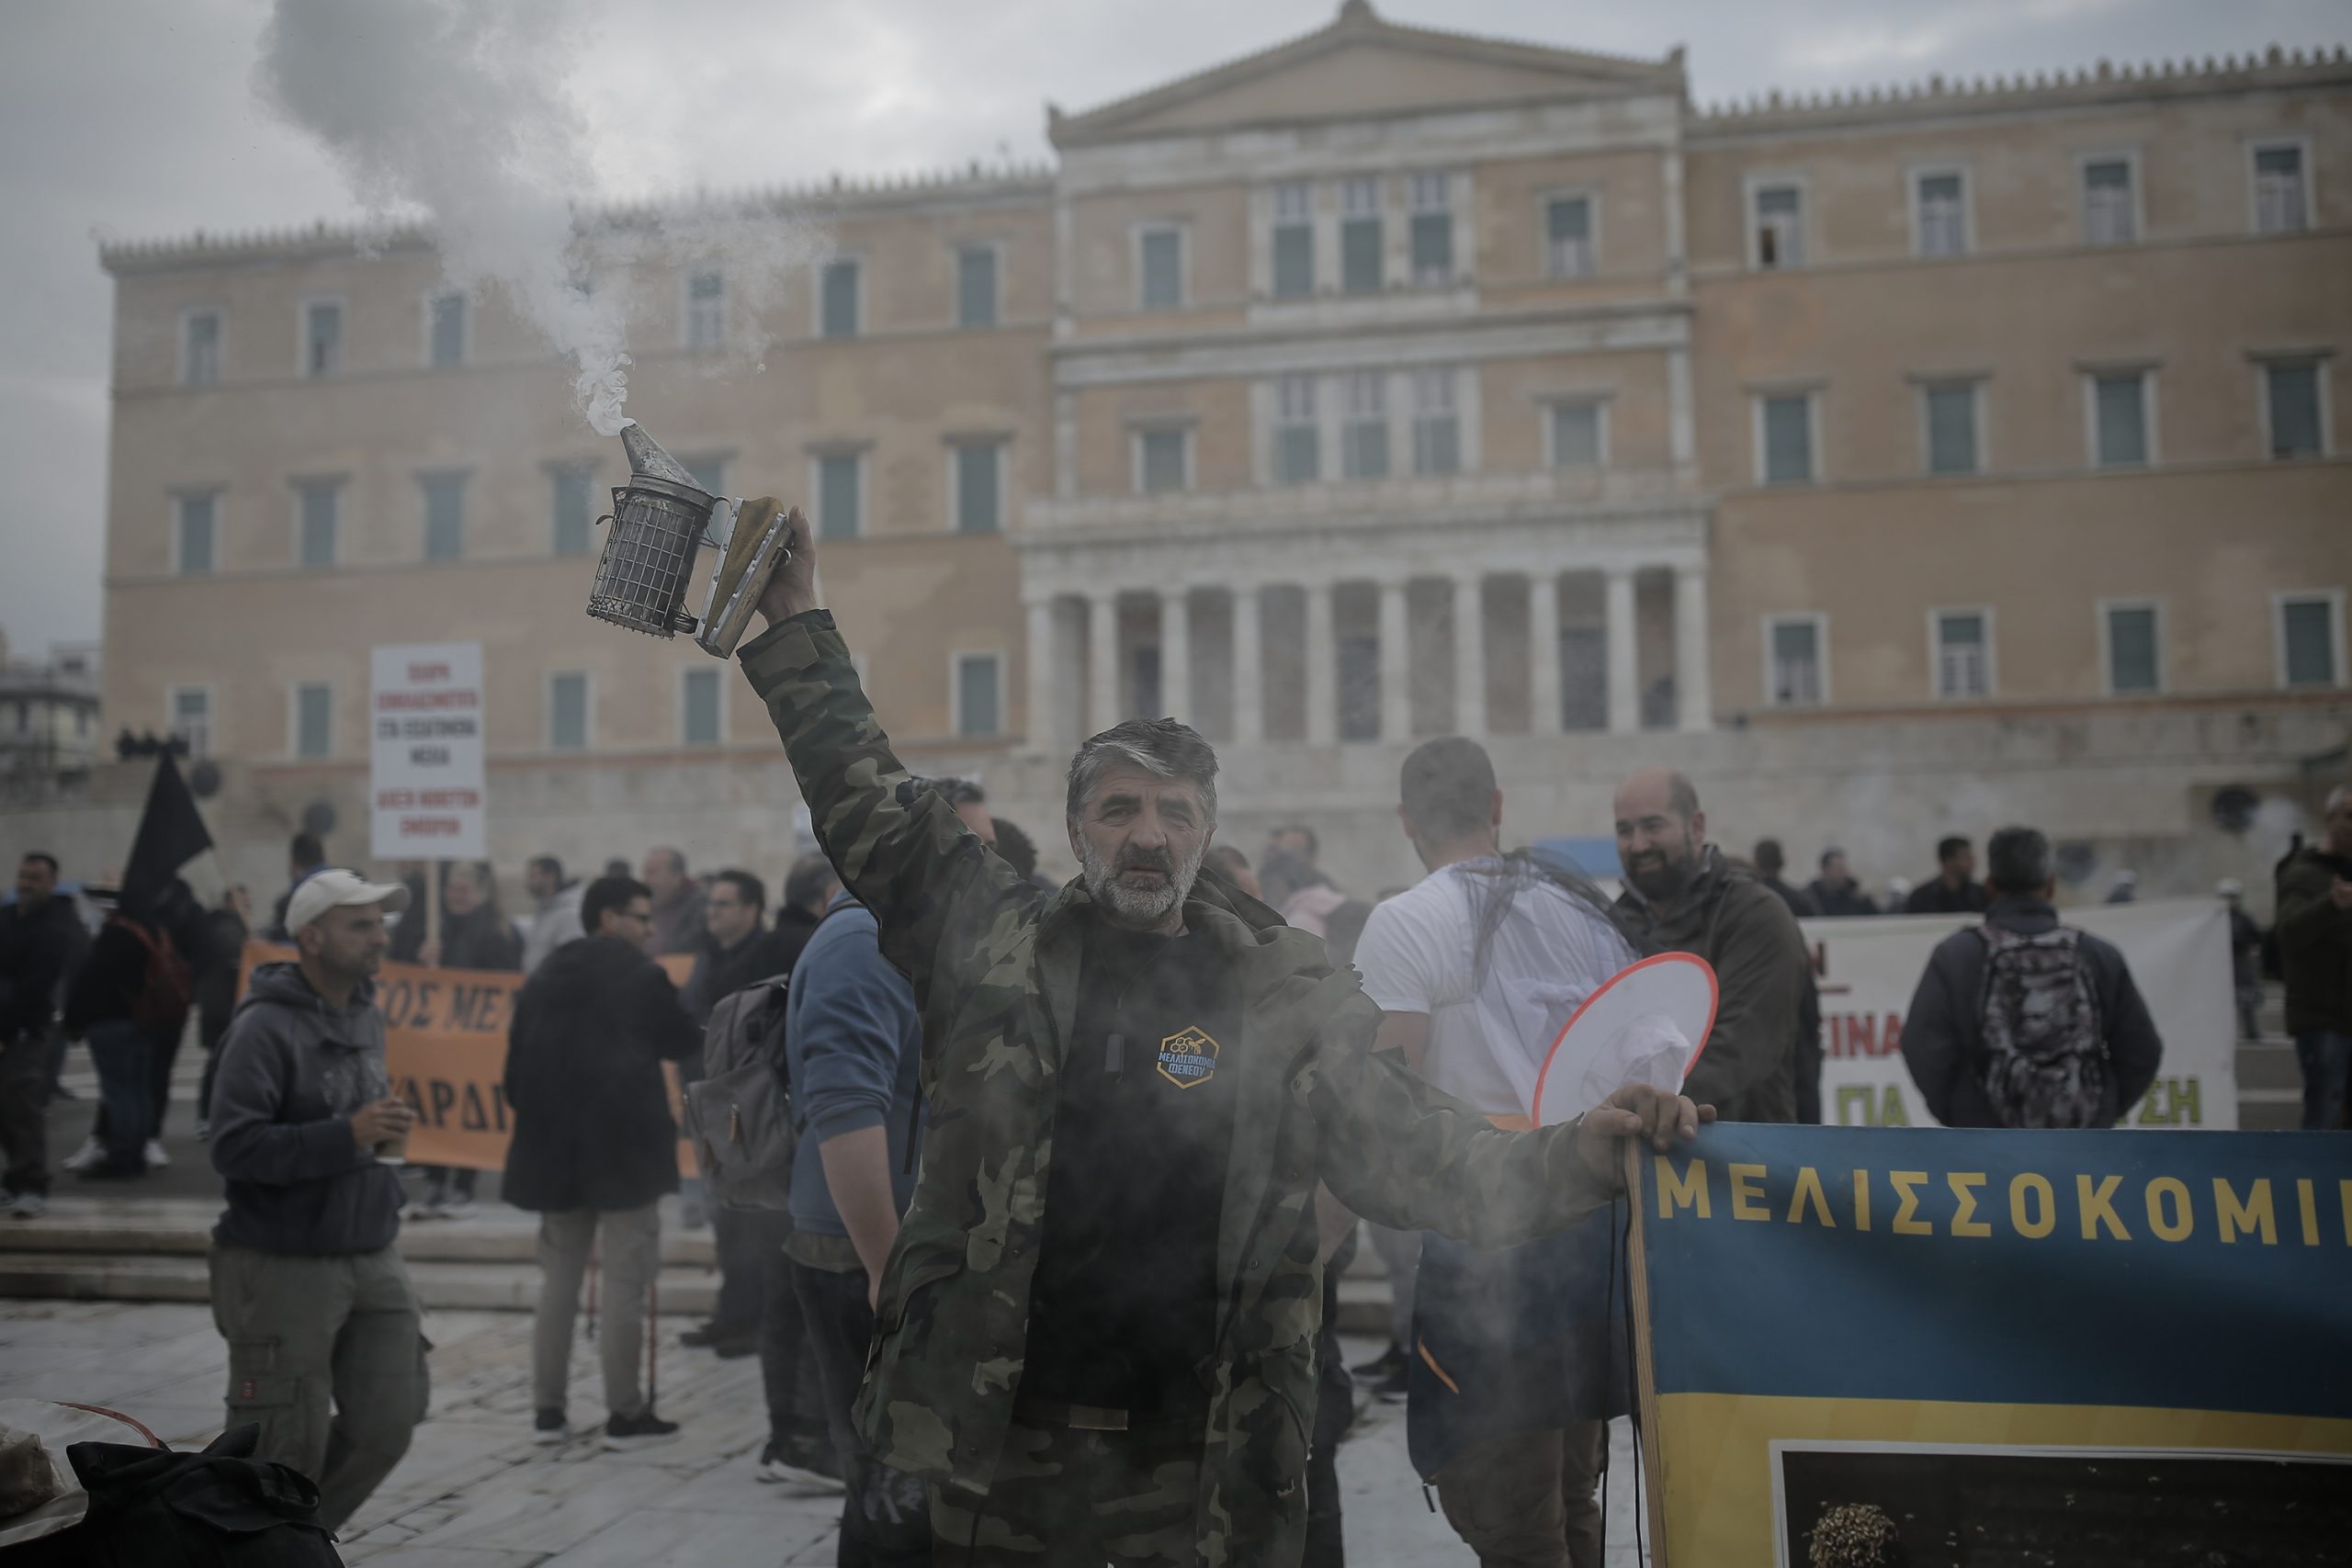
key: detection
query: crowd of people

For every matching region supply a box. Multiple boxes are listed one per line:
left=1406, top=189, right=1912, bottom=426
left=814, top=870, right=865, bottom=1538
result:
left=0, top=500, right=2346, bottom=1566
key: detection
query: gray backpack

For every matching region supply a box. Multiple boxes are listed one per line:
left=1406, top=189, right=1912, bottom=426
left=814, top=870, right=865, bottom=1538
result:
left=1974, top=923, right=2108, bottom=1129
left=682, top=974, right=797, bottom=1210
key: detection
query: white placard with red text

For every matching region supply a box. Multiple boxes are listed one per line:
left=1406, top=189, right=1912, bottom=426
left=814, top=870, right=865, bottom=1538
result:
left=1803, top=897, right=2236, bottom=1130
left=369, top=641, right=487, bottom=862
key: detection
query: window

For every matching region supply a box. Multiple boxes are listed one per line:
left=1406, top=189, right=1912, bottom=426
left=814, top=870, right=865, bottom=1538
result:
left=1766, top=616, right=1826, bottom=707
left=2252, top=142, right=2310, bottom=234
left=1913, top=170, right=1968, bottom=257
left=183, top=310, right=220, bottom=387
left=303, top=300, right=342, bottom=378
left=169, top=687, right=212, bottom=758
left=686, top=270, right=725, bottom=349
left=2083, top=157, right=2136, bottom=245
left=817, top=452, right=863, bottom=538
left=956, top=245, right=998, bottom=329
left=2278, top=593, right=2343, bottom=688
left=2089, top=371, right=2151, bottom=468
left=1412, top=368, right=1460, bottom=476
left=953, top=442, right=1001, bottom=533
left=956, top=654, right=1002, bottom=737
left=1138, top=227, right=1183, bottom=310
left=681, top=667, right=721, bottom=747
left=1546, top=196, right=1594, bottom=278
left=1274, top=375, right=1319, bottom=484
left=1340, top=176, right=1382, bottom=294
left=1752, top=183, right=1804, bottom=269
left=1549, top=401, right=1604, bottom=468
left=548, top=672, right=590, bottom=750
left=427, top=291, right=466, bottom=367
left=820, top=260, right=859, bottom=338
left=551, top=464, right=594, bottom=557
left=1341, top=371, right=1388, bottom=480
left=1272, top=182, right=1314, bottom=299
left=296, top=480, right=339, bottom=568
left=1758, top=393, right=1815, bottom=485
left=422, top=473, right=466, bottom=560
left=1933, top=610, right=1992, bottom=699
left=175, top=491, right=217, bottom=575
left=1136, top=428, right=1189, bottom=494
left=2103, top=602, right=2162, bottom=694
left=684, top=456, right=726, bottom=497
left=2264, top=361, right=2324, bottom=458
left=1409, top=172, right=1453, bottom=285
left=292, top=682, right=332, bottom=759
left=1922, top=382, right=1980, bottom=476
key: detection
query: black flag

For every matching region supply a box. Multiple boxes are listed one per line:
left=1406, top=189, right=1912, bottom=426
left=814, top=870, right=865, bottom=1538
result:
left=119, top=752, right=215, bottom=917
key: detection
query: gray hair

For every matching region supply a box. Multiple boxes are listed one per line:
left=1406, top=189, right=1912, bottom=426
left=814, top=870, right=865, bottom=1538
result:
left=1065, top=718, right=1218, bottom=825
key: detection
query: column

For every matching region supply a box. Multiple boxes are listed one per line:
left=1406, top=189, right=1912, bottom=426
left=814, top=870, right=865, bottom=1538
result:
left=1675, top=565, right=1713, bottom=733
left=1304, top=582, right=1337, bottom=746
left=1605, top=566, right=1639, bottom=736
left=1023, top=596, right=1057, bottom=754
left=1452, top=574, right=1486, bottom=737
left=1378, top=578, right=1412, bottom=743
left=1527, top=571, right=1562, bottom=736
left=1159, top=588, right=1191, bottom=722
left=1230, top=585, right=1263, bottom=744
left=1088, top=591, right=1120, bottom=733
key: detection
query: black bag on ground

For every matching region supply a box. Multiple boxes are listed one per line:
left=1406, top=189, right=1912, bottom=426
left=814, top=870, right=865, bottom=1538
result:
left=0, top=1424, right=338, bottom=1566
left=682, top=973, right=797, bottom=1211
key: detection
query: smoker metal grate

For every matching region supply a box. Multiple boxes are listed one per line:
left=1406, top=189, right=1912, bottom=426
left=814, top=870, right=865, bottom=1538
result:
left=586, top=479, right=711, bottom=637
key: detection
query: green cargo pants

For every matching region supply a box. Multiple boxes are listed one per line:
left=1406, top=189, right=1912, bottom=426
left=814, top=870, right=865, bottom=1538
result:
left=928, top=1417, right=1200, bottom=1566
left=208, top=1243, right=429, bottom=1531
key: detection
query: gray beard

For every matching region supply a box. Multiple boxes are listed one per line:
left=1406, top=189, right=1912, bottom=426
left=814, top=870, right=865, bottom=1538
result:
left=1080, top=837, right=1205, bottom=929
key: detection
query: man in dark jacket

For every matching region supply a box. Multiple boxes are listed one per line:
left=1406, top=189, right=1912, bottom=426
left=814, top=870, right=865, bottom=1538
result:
left=206, top=869, right=422, bottom=1531
left=504, top=874, right=702, bottom=1450
left=1752, top=839, right=1819, bottom=919
left=1899, top=826, right=2164, bottom=1128
left=1, top=853, right=86, bottom=1215
left=1905, top=836, right=1991, bottom=916
left=1611, top=769, right=1809, bottom=1123
left=2277, top=784, right=2352, bottom=1129
left=62, top=886, right=194, bottom=1179
left=1806, top=849, right=1882, bottom=919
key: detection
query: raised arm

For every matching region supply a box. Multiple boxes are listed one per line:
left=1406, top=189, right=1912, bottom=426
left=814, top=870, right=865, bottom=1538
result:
left=735, top=503, right=1037, bottom=1012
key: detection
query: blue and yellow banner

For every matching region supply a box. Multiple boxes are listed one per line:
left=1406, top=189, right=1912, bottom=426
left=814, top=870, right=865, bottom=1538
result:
left=1631, top=1124, right=2352, bottom=1566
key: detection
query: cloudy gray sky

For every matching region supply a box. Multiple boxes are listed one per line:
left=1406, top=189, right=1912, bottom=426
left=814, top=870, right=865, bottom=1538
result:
left=3, top=0, right=2345, bottom=658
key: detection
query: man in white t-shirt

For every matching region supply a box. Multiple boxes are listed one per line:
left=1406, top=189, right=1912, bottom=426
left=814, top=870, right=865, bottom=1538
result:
left=1351, top=736, right=1636, bottom=1568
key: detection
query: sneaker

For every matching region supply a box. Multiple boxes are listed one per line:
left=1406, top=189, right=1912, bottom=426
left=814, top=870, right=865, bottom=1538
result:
left=532, top=1408, right=569, bottom=1445
left=1351, top=1342, right=1407, bottom=1380
left=678, top=1321, right=723, bottom=1349
left=61, top=1138, right=104, bottom=1175
left=142, top=1139, right=170, bottom=1170
left=603, top=1411, right=681, bottom=1450
left=408, top=1196, right=446, bottom=1222
left=439, top=1196, right=476, bottom=1220
left=10, top=1192, right=46, bottom=1220
left=755, top=1438, right=844, bottom=1493
left=194, top=1119, right=210, bottom=1142
left=1374, top=1362, right=1410, bottom=1403
left=709, top=1328, right=759, bottom=1360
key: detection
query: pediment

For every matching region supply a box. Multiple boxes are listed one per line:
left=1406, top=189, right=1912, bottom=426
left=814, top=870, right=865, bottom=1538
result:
left=1051, top=5, right=1681, bottom=148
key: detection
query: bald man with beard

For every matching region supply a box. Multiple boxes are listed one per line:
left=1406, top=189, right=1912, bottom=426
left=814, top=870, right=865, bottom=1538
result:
left=1608, top=768, right=1810, bottom=1122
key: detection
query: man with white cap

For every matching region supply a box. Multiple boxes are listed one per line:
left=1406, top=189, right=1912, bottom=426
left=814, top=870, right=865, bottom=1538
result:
left=206, top=868, right=425, bottom=1530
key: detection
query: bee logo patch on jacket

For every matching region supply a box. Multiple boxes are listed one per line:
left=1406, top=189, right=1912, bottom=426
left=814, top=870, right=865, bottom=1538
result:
left=1156, top=1025, right=1220, bottom=1089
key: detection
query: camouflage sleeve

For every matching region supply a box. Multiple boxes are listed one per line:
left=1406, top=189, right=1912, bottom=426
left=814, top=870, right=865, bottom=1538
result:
left=737, top=610, right=1036, bottom=1010
left=1301, top=986, right=1613, bottom=1249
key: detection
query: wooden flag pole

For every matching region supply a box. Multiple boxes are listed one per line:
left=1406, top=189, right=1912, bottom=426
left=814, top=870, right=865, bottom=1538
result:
left=1623, top=1142, right=1669, bottom=1566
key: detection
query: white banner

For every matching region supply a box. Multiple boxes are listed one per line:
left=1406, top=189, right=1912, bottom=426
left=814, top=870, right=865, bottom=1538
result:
left=370, top=641, right=487, bottom=862
left=1803, top=898, right=2236, bottom=1130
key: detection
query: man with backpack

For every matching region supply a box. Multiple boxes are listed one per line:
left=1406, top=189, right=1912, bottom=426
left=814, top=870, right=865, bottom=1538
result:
left=62, top=880, right=198, bottom=1179
left=1900, top=826, right=2165, bottom=1128
left=503, top=874, right=702, bottom=1449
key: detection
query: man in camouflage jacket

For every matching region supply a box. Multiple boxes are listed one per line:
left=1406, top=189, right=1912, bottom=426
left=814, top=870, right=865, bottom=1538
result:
left=730, top=502, right=1709, bottom=1566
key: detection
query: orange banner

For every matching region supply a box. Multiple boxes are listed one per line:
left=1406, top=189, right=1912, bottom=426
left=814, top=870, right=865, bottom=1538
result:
left=236, top=941, right=698, bottom=1175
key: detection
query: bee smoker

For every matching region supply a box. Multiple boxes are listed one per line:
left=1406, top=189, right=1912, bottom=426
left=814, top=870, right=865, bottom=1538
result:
left=584, top=422, right=793, bottom=657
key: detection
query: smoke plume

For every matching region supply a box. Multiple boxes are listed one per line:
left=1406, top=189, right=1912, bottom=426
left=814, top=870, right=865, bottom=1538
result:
left=254, top=0, right=823, bottom=435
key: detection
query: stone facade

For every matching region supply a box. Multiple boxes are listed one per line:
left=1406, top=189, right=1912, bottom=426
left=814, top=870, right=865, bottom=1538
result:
left=57, top=6, right=2352, bottom=910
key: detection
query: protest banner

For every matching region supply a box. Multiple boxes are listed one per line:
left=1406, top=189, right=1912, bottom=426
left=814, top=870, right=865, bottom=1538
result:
left=370, top=641, right=487, bottom=863
left=1627, top=1123, right=2352, bottom=1567
left=237, top=942, right=696, bottom=1173
left=1804, top=897, right=2235, bottom=1130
